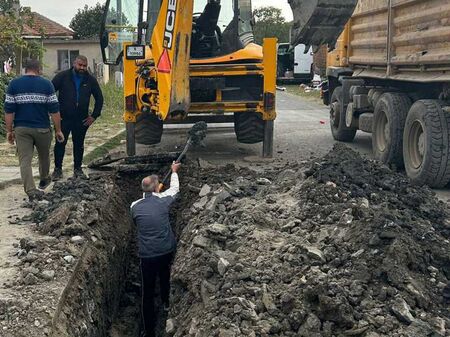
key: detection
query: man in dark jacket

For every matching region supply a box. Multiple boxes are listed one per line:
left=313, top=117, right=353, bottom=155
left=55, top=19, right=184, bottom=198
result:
left=51, top=55, right=104, bottom=180
left=130, top=162, right=181, bottom=337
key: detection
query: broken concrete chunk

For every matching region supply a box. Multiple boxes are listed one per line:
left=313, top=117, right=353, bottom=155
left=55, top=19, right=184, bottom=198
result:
left=207, top=223, right=230, bottom=236
left=218, top=258, right=230, bottom=276
left=166, top=318, right=176, bottom=335
left=359, top=198, right=370, bottom=208
left=205, top=188, right=232, bottom=211
left=326, top=181, right=337, bottom=188
left=302, top=245, right=325, bottom=262
left=391, top=296, right=415, bottom=324
left=262, top=284, right=277, bottom=314
left=23, top=273, right=39, bottom=285
left=41, top=270, right=55, bottom=281
left=64, top=255, right=75, bottom=264
left=218, top=329, right=236, bottom=337
left=205, top=196, right=218, bottom=211
left=70, top=236, right=85, bottom=244
left=199, top=184, right=211, bottom=197
left=256, top=178, right=272, bottom=185
left=215, top=188, right=231, bottom=203
left=351, top=249, right=365, bottom=258
left=192, top=235, right=213, bottom=249
left=298, top=313, right=321, bottom=334
left=193, top=196, right=209, bottom=210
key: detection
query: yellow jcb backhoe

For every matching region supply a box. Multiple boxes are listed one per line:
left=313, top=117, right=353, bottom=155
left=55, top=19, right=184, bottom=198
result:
left=99, top=0, right=356, bottom=157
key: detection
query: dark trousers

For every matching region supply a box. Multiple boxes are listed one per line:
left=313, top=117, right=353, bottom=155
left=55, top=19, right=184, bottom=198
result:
left=140, top=253, right=173, bottom=337
left=54, top=118, right=89, bottom=169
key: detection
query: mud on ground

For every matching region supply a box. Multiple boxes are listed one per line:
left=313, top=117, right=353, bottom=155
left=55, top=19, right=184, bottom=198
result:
left=0, top=174, right=136, bottom=337
left=1, top=144, right=450, bottom=337
left=168, top=144, right=450, bottom=337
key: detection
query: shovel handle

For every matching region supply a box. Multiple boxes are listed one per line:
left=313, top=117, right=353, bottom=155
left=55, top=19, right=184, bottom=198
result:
left=160, top=138, right=192, bottom=189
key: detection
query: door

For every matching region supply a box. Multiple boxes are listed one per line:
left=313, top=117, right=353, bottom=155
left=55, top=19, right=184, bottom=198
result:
left=294, top=44, right=313, bottom=76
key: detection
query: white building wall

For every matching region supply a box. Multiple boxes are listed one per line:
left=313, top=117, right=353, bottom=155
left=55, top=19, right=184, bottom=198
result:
left=41, top=40, right=106, bottom=80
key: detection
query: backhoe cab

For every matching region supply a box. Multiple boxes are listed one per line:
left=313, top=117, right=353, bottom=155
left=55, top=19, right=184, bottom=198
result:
left=100, top=0, right=277, bottom=157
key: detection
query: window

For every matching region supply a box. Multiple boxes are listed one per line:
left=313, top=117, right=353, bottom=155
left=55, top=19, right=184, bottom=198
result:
left=57, top=50, right=80, bottom=70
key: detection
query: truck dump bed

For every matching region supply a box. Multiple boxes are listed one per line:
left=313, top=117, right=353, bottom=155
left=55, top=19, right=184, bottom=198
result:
left=349, top=0, right=450, bottom=82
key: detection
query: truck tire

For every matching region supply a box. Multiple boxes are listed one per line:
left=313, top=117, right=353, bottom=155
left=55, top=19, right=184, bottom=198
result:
left=330, top=86, right=357, bottom=142
left=135, top=113, right=163, bottom=145
left=372, top=93, right=411, bottom=167
left=368, top=89, right=388, bottom=108
left=403, top=100, right=450, bottom=188
left=234, top=112, right=264, bottom=144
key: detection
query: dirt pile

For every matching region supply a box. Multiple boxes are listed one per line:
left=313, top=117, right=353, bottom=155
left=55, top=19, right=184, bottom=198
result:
left=0, top=174, right=134, bottom=337
left=168, top=144, right=450, bottom=337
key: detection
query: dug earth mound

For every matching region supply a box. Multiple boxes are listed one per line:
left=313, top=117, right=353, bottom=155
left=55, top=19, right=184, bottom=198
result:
left=169, top=144, right=450, bottom=336
left=0, top=145, right=449, bottom=337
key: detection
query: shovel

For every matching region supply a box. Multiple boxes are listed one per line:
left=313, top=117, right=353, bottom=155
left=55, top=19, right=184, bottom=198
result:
left=159, top=121, right=207, bottom=190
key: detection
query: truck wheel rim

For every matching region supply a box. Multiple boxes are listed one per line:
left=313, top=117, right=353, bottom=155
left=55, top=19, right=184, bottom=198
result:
left=331, top=102, right=340, bottom=127
left=409, top=120, right=425, bottom=169
left=376, top=110, right=388, bottom=152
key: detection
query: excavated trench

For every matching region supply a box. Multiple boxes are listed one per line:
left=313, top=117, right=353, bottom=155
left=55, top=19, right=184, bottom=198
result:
left=44, top=157, right=216, bottom=337
left=15, top=145, right=450, bottom=337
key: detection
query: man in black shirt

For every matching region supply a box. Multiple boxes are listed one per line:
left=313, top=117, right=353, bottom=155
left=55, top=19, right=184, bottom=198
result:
left=51, top=55, right=104, bottom=180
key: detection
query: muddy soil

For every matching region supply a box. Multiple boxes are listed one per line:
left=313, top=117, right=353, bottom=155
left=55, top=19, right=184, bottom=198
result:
left=168, top=144, right=450, bottom=337
left=1, top=144, right=450, bottom=337
left=0, top=173, right=137, bottom=337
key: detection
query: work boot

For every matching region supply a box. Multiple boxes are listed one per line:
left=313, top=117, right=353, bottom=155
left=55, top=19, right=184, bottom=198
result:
left=52, top=168, right=63, bottom=181
left=38, top=177, right=51, bottom=190
left=73, top=168, right=87, bottom=179
left=27, top=189, right=44, bottom=202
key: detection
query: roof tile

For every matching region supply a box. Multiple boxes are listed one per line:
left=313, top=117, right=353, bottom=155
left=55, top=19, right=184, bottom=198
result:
left=24, top=12, right=74, bottom=37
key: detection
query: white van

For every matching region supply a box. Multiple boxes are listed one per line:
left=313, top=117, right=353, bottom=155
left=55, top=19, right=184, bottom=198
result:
left=277, top=43, right=314, bottom=83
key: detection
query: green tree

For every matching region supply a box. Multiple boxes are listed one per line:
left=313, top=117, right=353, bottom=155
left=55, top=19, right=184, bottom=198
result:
left=0, top=0, right=42, bottom=138
left=252, top=6, right=291, bottom=45
left=69, top=3, right=105, bottom=39
left=0, top=0, right=32, bottom=64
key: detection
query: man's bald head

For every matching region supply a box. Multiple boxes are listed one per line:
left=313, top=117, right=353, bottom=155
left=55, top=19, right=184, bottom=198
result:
left=141, top=175, right=159, bottom=192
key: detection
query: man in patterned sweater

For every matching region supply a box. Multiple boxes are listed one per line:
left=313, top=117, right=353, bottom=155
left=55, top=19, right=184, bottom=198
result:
left=4, top=59, right=65, bottom=200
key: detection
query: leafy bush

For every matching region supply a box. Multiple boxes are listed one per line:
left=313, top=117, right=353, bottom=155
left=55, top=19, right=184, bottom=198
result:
left=0, top=73, right=13, bottom=138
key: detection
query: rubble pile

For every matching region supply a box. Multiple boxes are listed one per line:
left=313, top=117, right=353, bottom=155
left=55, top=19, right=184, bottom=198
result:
left=169, top=144, right=450, bottom=337
left=0, top=174, right=133, bottom=337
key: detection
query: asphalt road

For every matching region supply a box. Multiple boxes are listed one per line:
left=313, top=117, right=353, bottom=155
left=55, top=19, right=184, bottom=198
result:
left=137, top=90, right=372, bottom=163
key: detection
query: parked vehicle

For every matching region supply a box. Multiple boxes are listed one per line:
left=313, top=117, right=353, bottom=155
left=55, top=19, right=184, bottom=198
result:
left=277, top=43, right=313, bottom=84
left=320, top=0, right=450, bottom=188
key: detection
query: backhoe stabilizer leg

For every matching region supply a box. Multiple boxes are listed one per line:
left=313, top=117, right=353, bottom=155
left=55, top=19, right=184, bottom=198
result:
left=263, top=120, right=274, bottom=158
left=126, top=122, right=136, bottom=157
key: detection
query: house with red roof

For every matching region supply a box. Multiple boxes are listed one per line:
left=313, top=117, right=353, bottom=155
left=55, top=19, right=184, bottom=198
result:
left=21, top=10, right=107, bottom=81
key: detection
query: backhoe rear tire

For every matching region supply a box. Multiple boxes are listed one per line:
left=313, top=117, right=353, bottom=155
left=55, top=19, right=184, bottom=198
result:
left=234, top=112, right=265, bottom=144
left=403, top=100, right=450, bottom=188
left=330, top=86, right=357, bottom=142
left=135, top=113, right=163, bottom=145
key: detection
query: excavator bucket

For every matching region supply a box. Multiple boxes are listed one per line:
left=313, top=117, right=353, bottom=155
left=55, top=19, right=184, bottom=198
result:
left=289, top=0, right=357, bottom=50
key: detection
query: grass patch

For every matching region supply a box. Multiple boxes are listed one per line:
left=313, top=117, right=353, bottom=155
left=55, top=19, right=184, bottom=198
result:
left=84, top=130, right=126, bottom=164
left=284, top=84, right=322, bottom=103
left=90, top=82, right=124, bottom=130
left=84, top=82, right=125, bottom=164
